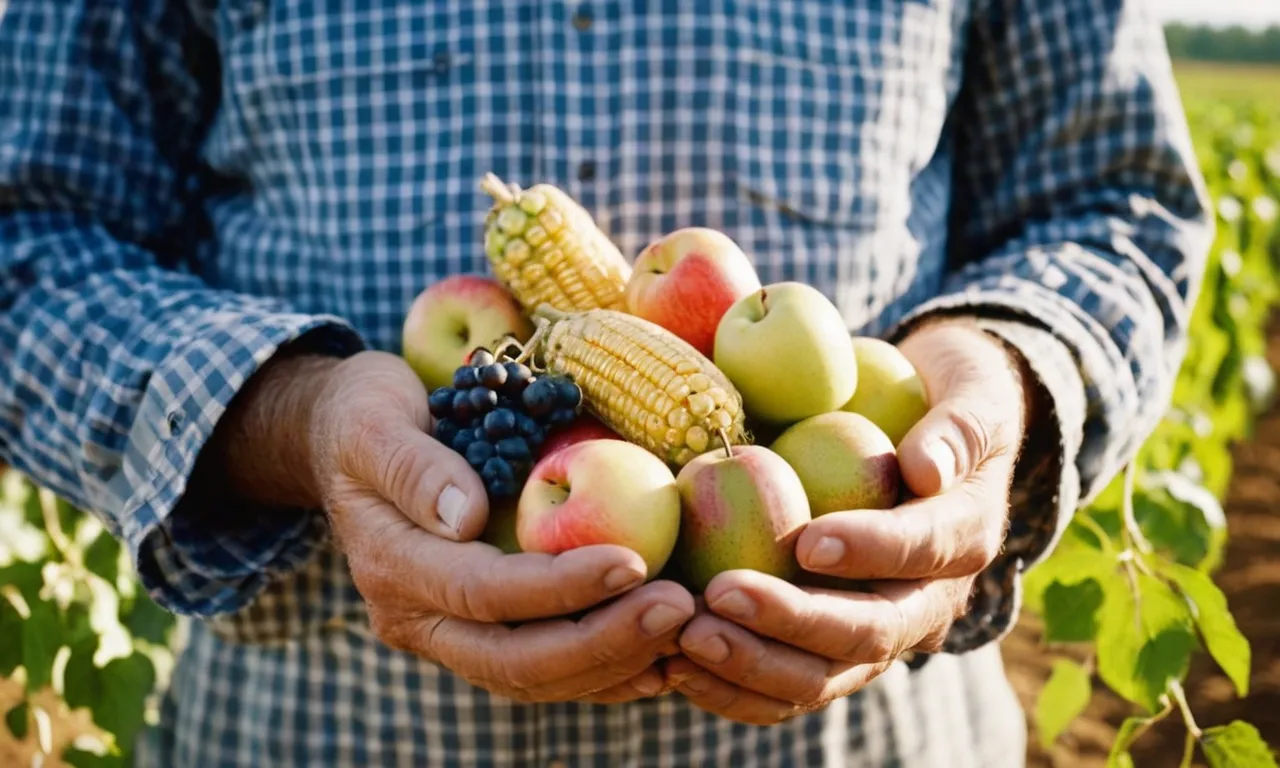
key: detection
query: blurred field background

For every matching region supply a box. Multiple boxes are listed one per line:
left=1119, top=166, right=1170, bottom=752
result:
left=1004, top=58, right=1280, bottom=767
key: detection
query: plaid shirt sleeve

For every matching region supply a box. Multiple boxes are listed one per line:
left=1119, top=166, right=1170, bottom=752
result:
left=893, top=0, right=1214, bottom=656
left=0, top=2, right=365, bottom=617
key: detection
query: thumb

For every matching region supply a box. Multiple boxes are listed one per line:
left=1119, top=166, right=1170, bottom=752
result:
left=353, top=416, right=491, bottom=542
left=895, top=322, right=1024, bottom=498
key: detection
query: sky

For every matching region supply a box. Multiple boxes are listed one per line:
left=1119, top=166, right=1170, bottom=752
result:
left=1156, top=0, right=1280, bottom=29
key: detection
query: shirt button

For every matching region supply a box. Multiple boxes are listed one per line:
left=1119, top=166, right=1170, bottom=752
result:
left=571, top=7, right=592, bottom=31
left=165, top=411, right=184, bottom=437
left=577, top=160, right=596, bottom=182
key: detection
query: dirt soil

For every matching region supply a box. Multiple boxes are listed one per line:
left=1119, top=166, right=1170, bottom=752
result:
left=1002, top=320, right=1280, bottom=767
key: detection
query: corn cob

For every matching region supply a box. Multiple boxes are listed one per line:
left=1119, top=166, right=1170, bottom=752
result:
left=480, top=174, right=632, bottom=314
left=530, top=306, right=748, bottom=466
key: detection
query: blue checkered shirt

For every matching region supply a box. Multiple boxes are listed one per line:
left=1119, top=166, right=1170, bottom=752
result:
left=1, top=1, right=1211, bottom=765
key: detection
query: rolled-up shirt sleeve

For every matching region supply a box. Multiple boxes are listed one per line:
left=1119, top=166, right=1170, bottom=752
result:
left=891, top=0, right=1214, bottom=652
left=0, top=2, right=365, bottom=617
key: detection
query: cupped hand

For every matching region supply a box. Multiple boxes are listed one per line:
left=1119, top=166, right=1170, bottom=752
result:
left=666, top=320, right=1031, bottom=725
left=308, top=351, right=695, bottom=704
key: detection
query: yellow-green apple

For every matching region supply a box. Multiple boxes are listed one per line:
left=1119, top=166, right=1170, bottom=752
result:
left=713, top=282, right=857, bottom=423
left=841, top=336, right=930, bottom=445
left=624, top=228, right=762, bottom=357
left=480, top=497, right=522, bottom=554
left=673, top=444, right=812, bottom=592
left=401, top=274, right=533, bottom=390
left=517, top=439, right=681, bottom=579
left=537, top=415, right=624, bottom=460
left=770, top=411, right=900, bottom=515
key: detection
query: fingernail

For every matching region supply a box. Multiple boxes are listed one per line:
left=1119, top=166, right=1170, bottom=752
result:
left=710, top=590, right=755, bottom=620
left=684, top=634, right=730, bottom=664
left=806, top=536, right=846, bottom=569
left=437, top=485, right=467, bottom=533
left=640, top=604, right=689, bottom=637
left=604, top=566, right=645, bottom=593
left=924, top=438, right=957, bottom=491
left=632, top=676, right=663, bottom=697
left=680, top=674, right=711, bottom=694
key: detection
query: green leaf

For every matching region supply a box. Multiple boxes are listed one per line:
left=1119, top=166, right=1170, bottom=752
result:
left=0, top=561, right=45, bottom=605
left=93, top=651, right=156, bottom=747
left=1095, top=572, right=1196, bottom=712
left=1106, top=713, right=1164, bottom=768
left=83, top=534, right=121, bottom=586
left=1042, top=579, right=1105, bottom=642
left=1158, top=560, right=1252, bottom=697
left=0, top=596, right=23, bottom=676
left=1022, top=547, right=1117, bottom=614
left=122, top=591, right=175, bottom=645
left=1035, top=659, right=1092, bottom=748
left=1132, top=481, right=1226, bottom=571
left=63, top=637, right=102, bottom=711
left=23, top=600, right=62, bottom=693
left=1201, top=721, right=1279, bottom=767
left=5, top=700, right=29, bottom=740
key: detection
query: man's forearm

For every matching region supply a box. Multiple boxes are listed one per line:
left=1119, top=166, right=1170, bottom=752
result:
left=190, top=350, right=344, bottom=511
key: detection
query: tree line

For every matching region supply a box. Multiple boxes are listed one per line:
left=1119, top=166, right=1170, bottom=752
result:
left=1165, top=24, right=1280, bottom=64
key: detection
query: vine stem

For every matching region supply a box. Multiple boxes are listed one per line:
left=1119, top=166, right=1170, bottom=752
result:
left=514, top=319, right=551, bottom=366
left=1120, top=461, right=1154, bottom=556
left=39, top=486, right=75, bottom=565
left=1076, top=513, right=1116, bottom=555
left=1169, top=680, right=1203, bottom=740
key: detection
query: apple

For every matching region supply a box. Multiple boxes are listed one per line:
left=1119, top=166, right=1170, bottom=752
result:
left=517, top=439, right=681, bottom=579
left=841, top=336, right=930, bottom=445
left=537, top=415, right=624, bottom=459
left=624, top=228, right=762, bottom=357
left=770, top=411, right=900, bottom=515
left=674, top=444, right=812, bottom=592
left=713, top=282, right=857, bottom=423
left=401, top=274, right=534, bottom=391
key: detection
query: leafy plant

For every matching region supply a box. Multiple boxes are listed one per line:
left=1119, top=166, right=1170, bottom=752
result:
left=1027, top=95, right=1280, bottom=765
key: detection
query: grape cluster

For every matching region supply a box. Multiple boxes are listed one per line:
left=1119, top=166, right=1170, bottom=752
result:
left=428, top=348, right=584, bottom=499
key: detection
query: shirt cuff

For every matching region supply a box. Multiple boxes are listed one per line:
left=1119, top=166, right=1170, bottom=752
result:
left=116, top=315, right=366, bottom=618
left=888, top=298, right=1087, bottom=656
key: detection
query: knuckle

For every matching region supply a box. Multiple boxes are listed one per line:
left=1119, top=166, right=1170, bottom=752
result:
left=946, top=404, right=991, bottom=463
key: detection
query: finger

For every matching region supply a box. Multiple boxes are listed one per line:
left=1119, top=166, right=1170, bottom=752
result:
left=577, top=664, right=668, bottom=704
left=675, top=671, right=802, bottom=726
left=401, top=580, right=695, bottom=701
left=795, top=486, right=1005, bottom=581
left=702, top=569, right=963, bottom=664
left=677, top=613, right=850, bottom=705
left=338, top=496, right=653, bottom=623
left=896, top=322, right=1025, bottom=497
left=345, top=412, right=490, bottom=541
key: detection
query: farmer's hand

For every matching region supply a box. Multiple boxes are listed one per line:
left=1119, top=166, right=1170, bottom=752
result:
left=665, top=320, right=1034, bottom=725
left=200, top=348, right=694, bottom=704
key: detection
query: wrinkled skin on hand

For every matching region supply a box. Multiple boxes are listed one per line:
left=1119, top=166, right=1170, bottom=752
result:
left=272, top=350, right=697, bottom=703
left=663, top=321, right=1033, bottom=725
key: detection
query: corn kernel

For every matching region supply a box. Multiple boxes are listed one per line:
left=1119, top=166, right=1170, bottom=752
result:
left=539, top=209, right=564, bottom=234
left=518, top=190, right=547, bottom=215
left=685, top=426, right=709, bottom=453
left=688, top=393, right=715, bottom=418
left=485, top=230, right=508, bottom=259
left=504, top=239, right=532, bottom=266
left=710, top=409, right=733, bottom=430
left=667, top=409, right=692, bottom=430
left=666, top=380, right=691, bottom=401
left=664, top=428, right=685, bottom=448
left=675, top=360, right=699, bottom=375
left=687, top=373, right=712, bottom=393
left=708, top=388, right=728, bottom=407
left=523, top=225, right=548, bottom=247
left=498, top=207, right=529, bottom=235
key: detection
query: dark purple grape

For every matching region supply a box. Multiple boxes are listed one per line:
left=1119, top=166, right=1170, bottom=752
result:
left=495, top=437, right=531, bottom=464
left=487, top=480, right=519, bottom=498
left=478, top=363, right=508, bottom=390
left=501, top=362, right=534, bottom=395
left=451, top=429, right=476, bottom=454
left=433, top=419, right=461, bottom=447
left=516, top=414, right=544, bottom=448
left=465, top=440, right=495, bottom=468
left=497, top=394, right=519, bottom=410
left=548, top=407, right=577, bottom=427
left=484, top=409, right=517, bottom=439
left=522, top=378, right=558, bottom=417
left=469, top=348, right=495, bottom=367
left=468, top=386, right=499, bottom=414
left=452, top=366, right=480, bottom=389
left=481, top=457, right=515, bottom=485
left=428, top=387, right=456, bottom=418
left=452, top=390, right=475, bottom=421
left=552, top=378, right=582, bottom=410
left=473, top=426, right=488, bottom=442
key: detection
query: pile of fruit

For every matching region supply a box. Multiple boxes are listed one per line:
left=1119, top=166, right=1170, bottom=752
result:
left=401, top=173, right=931, bottom=590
